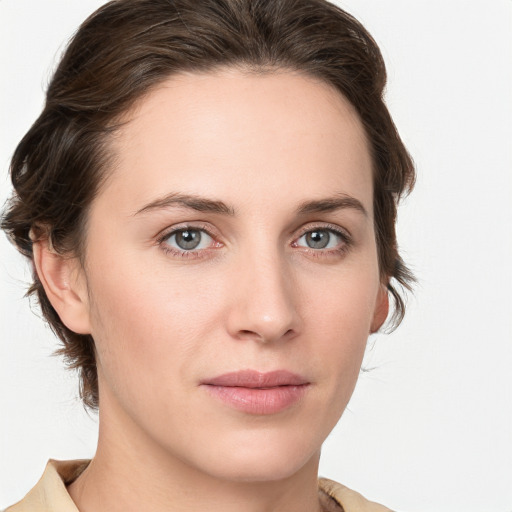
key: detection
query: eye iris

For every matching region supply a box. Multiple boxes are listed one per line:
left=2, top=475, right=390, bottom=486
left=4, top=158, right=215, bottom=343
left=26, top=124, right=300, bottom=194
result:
left=306, top=230, right=330, bottom=249
left=175, top=230, right=201, bottom=250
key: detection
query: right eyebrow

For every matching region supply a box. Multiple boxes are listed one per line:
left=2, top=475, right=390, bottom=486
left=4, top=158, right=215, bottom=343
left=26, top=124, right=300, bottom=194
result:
left=133, top=192, right=236, bottom=216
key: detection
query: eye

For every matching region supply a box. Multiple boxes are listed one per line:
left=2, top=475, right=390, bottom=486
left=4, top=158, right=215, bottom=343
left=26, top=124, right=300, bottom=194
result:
left=294, top=228, right=348, bottom=251
left=162, top=228, right=214, bottom=252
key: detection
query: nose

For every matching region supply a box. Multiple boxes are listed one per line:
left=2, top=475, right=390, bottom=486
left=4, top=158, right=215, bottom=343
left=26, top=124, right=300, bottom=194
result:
left=225, top=250, right=300, bottom=344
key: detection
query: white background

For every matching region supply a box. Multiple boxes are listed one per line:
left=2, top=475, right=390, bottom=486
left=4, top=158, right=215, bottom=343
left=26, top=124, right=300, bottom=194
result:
left=1, top=1, right=511, bottom=511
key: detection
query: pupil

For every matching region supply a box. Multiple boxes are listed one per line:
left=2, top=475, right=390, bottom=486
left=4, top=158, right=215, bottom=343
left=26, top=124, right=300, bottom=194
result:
left=176, top=230, right=201, bottom=250
left=306, top=230, right=329, bottom=249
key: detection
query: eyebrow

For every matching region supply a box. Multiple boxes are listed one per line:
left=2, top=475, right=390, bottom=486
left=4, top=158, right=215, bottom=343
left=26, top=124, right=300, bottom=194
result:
left=134, top=192, right=236, bottom=216
left=134, top=192, right=367, bottom=218
left=296, top=194, right=368, bottom=217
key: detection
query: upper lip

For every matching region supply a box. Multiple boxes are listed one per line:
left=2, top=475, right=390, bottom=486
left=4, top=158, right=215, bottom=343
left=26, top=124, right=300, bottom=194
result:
left=202, top=370, right=309, bottom=388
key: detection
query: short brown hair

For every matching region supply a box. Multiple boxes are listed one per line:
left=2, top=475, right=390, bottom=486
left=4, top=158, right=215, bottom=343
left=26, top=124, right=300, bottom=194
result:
left=1, top=0, right=415, bottom=410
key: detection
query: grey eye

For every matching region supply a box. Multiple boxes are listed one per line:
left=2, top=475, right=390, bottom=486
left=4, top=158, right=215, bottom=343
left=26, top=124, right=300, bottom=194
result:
left=296, top=229, right=343, bottom=250
left=304, top=230, right=330, bottom=249
left=175, top=230, right=201, bottom=250
left=165, top=229, right=213, bottom=251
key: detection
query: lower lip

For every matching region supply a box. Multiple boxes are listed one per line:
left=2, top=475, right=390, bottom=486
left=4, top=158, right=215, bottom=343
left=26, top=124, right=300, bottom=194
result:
left=202, top=384, right=309, bottom=415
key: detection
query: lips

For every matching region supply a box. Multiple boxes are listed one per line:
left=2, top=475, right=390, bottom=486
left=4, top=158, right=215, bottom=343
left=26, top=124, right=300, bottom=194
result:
left=201, top=370, right=310, bottom=415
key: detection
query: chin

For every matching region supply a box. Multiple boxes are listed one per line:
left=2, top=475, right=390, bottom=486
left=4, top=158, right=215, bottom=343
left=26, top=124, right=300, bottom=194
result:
left=196, top=429, right=322, bottom=483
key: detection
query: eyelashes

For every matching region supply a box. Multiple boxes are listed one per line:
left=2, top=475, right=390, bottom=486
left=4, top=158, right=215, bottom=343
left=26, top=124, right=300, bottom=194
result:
left=157, top=223, right=352, bottom=260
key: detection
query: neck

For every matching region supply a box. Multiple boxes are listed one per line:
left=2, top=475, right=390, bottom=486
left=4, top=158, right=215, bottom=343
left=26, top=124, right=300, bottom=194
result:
left=68, top=393, right=323, bottom=512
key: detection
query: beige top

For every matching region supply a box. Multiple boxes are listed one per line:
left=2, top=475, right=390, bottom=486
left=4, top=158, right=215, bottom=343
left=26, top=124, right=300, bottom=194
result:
left=5, top=459, right=393, bottom=512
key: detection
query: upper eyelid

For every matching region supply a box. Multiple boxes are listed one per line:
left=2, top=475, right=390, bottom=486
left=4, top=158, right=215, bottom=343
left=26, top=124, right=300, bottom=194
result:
left=157, top=222, right=218, bottom=241
left=294, top=222, right=351, bottom=240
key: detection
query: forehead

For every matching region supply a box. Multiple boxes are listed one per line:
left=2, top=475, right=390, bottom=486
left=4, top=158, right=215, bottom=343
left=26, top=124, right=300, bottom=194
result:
left=102, top=67, right=373, bottom=217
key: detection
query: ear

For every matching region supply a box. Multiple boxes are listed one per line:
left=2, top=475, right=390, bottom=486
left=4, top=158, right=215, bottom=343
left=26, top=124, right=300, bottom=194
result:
left=32, top=239, right=91, bottom=335
left=370, top=283, right=389, bottom=333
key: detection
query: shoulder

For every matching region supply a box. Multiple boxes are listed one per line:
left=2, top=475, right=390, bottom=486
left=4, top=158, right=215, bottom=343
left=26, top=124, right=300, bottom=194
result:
left=4, top=460, right=89, bottom=512
left=319, top=477, right=394, bottom=512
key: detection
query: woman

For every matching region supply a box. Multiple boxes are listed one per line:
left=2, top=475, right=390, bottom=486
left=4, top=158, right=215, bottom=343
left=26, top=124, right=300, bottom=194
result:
left=1, top=0, right=414, bottom=510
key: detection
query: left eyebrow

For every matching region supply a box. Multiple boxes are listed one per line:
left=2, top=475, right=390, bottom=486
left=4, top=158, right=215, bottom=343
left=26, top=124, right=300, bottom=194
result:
left=295, top=194, right=368, bottom=217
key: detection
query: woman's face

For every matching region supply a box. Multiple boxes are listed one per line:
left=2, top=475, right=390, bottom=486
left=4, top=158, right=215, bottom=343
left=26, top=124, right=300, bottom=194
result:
left=71, top=68, right=387, bottom=481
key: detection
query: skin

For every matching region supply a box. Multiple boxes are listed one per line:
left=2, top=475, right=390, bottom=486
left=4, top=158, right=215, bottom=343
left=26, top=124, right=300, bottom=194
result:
left=35, top=67, right=388, bottom=512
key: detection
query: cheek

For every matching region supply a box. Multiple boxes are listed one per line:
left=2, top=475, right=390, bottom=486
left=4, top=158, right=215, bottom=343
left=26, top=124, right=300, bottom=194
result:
left=301, top=257, right=378, bottom=338
left=85, top=251, right=225, bottom=396
left=300, top=264, right=378, bottom=389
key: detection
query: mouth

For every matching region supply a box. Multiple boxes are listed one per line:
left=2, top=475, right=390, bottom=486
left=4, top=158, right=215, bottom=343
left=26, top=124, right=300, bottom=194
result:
left=200, top=370, right=310, bottom=415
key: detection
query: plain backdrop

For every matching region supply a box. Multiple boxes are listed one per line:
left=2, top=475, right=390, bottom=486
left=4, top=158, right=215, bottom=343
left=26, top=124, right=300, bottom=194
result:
left=1, top=1, right=511, bottom=511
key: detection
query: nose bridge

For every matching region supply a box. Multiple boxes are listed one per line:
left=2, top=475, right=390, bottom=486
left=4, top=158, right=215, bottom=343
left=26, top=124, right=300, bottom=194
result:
left=226, top=241, right=299, bottom=343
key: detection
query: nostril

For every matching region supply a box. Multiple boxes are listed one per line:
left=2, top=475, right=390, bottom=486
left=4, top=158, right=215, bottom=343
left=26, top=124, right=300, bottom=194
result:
left=236, top=328, right=296, bottom=343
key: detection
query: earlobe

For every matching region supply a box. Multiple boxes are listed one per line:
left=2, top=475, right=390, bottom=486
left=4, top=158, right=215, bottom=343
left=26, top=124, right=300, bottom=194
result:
left=370, top=284, right=389, bottom=333
left=32, top=239, right=91, bottom=335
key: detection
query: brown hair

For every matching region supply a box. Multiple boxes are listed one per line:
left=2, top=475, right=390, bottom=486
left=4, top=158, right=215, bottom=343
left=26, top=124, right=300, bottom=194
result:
left=1, top=0, right=415, bottom=410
